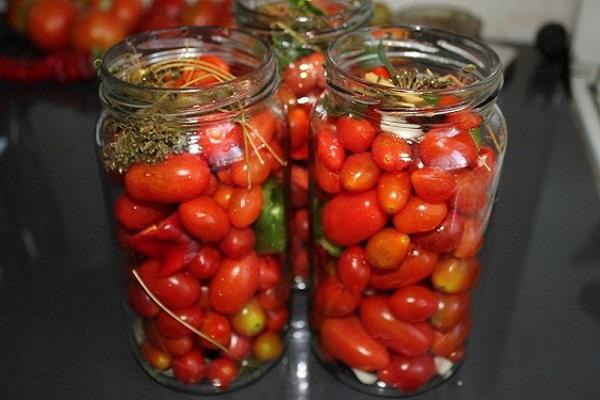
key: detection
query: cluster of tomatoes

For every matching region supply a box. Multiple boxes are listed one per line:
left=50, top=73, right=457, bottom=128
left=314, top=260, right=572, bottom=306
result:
left=311, top=67, right=497, bottom=393
left=108, top=56, right=289, bottom=391
left=6, top=0, right=233, bottom=54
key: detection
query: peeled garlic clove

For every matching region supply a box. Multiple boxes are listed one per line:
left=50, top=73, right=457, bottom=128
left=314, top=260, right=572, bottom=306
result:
left=380, top=115, right=424, bottom=141
left=434, top=356, right=454, bottom=379
left=352, top=368, right=378, bottom=385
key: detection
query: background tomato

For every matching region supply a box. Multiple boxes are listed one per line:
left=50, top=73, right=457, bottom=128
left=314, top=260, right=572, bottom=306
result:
left=149, top=0, right=186, bottom=19
left=71, top=9, right=126, bottom=53
left=92, top=0, right=143, bottom=32
left=289, top=107, right=310, bottom=150
left=27, top=0, right=76, bottom=52
left=282, top=52, right=325, bottom=96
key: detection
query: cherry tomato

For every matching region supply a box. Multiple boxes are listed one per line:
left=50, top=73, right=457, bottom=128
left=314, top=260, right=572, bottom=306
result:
left=145, top=322, right=193, bottom=356
left=140, top=341, right=171, bottom=370
left=187, top=245, right=221, bottom=280
left=449, top=170, right=488, bottom=215
left=178, top=55, right=230, bottom=87
left=289, top=107, right=310, bottom=150
left=71, top=10, right=126, bottom=53
left=446, top=110, right=482, bottom=131
left=198, top=285, right=211, bottom=311
left=253, top=331, right=284, bottom=362
left=227, top=333, right=251, bottom=361
left=94, top=0, right=143, bottom=32
left=231, top=298, right=266, bottom=337
left=198, top=311, right=231, bottom=349
left=245, top=108, right=278, bottom=147
left=206, top=357, right=238, bottom=391
left=291, top=165, right=309, bottom=193
left=181, top=0, right=219, bottom=25
left=197, top=122, right=242, bottom=169
left=369, top=246, right=438, bottom=290
left=293, top=209, right=310, bottom=243
left=413, top=212, right=464, bottom=253
left=156, top=306, right=204, bottom=339
left=453, top=217, right=484, bottom=258
left=314, top=275, right=361, bottom=317
left=360, top=295, right=433, bottom=357
left=431, top=316, right=471, bottom=357
left=377, top=354, right=436, bottom=392
left=209, top=253, right=260, bottom=314
left=320, top=316, right=390, bottom=371
left=371, top=132, right=412, bottom=171
left=365, top=228, right=410, bottom=270
left=339, top=152, right=381, bottom=191
left=219, top=227, right=255, bottom=259
left=230, top=154, right=271, bottom=188
left=125, top=154, right=210, bottom=203
left=410, top=167, right=456, bottom=203
left=282, top=52, right=325, bottom=97
left=127, top=281, right=159, bottom=318
left=172, top=349, right=206, bottom=385
left=213, top=184, right=234, bottom=209
left=368, top=66, right=391, bottom=79
left=314, top=158, right=342, bottom=194
left=389, top=286, right=437, bottom=322
left=258, top=256, right=281, bottom=290
left=432, top=256, right=480, bottom=293
left=393, top=197, right=448, bottom=234
left=150, top=0, right=186, bottom=19
left=377, top=172, right=411, bottom=214
left=227, top=186, right=263, bottom=228
left=138, top=260, right=200, bottom=309
left=474, top=146, right=497, bottom=186
left=337, top=246, right=371, bottom=294
left=257, top=281, right=290, bottom=311
left=136, top=12, right=178, bottom=32
left=26, top=0, right=76, bottom=52
left=316, top=128, right=345, bottom=171
left=322, top=190, right=387, bottom=246
left=179, top=196, right=230, bottom=242
left=448, top=347, right=465, bottom=363
left=419, top=127, right=477, bottom=170
left=202, top=173, right=219, bottom=196
left=7, top=0, right=34, bottom=34
left=266, top=307, right=289, bottom=332
left=336, top=116, right=377, bottom=153
left=430, top=291, right=470, bottom=330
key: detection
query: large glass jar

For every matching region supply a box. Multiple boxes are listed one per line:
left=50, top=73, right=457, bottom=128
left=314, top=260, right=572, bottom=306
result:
left=95, top=27, right=290, bottom=394
left=309, top=26, right=507, bottom=396
left=234, top=0, right=372, bottom=289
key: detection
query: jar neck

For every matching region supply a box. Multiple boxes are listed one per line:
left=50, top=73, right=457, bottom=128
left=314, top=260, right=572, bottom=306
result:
left=98, top=27, right=277, bottom=121
left=325, top=26, right=503, bottom=116
left=233, top=0, right=372, bottom=47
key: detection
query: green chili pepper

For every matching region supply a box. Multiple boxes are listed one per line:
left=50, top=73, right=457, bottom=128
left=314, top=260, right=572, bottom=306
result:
left=254, top=178, right=286, bottom=254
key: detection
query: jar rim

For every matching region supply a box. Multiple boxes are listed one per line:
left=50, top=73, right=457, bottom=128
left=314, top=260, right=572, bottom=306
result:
left=326, top=25, right=503, bottom=111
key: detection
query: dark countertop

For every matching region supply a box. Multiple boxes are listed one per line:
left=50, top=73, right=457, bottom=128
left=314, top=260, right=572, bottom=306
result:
left=1, top=45, right=600, bottom=400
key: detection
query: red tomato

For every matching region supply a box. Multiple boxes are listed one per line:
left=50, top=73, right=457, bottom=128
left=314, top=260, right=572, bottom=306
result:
left=150, top=0, right=186, bottom=19
left=410, top=167, right=456, bottom=203
left=7, top=0, right=34, bottom=34
left=474, top=146, right=497, bottom=186
left=209, top=253, right=260, bottom=314
left=314, top=275, right=361, bottom=317
left=314, top=158, right=342, bottom=194
left=336, top=116, right=377, bottom=153
left=360, top=296, right=433, bottom=357
left=448, top=347, right=466, bottom=362
left=282, top=52, right=325, bottom=97
left=431, top=316, right=471, bottom=357
left=453, top=217, right=484, bottom=258
left=389, top=286, right=437, bottom=322
left=198, top=285, right=211, bottom=311
left=145, top=322, right=193, bottom=356
left=432, top=256, right=480, bottom=293
left=371, top=132, right=412, bottom=171
left=127, top=281, right=159, bottom=318
left=369, top=246, right=438, bottom=290
left=339, top=152, right=381, bottom=192
left=368, top=66, right=391, bottom=79
left=365, top=228, right=411, bottom=270
left=413, top=212, right=464, bottom=253
left=377, top=354, right=436, bottom=392
left=230, top=154, right=271, bottom=188
left=198, top=311, right=231, bottom=349
left=172, top=350, right=206, bottom=385
left=178, top=55, right=230, bottom=87
left=337, top=246, right=371, bottom=294
left=266, top=307, right=289, bottom=332
left=26, top=0, right=76, bottom=52
left=95, top=0, right=143, bottom=32
left=322, top=190, right=387, bottom=246
left=316, top=128, right=345, bottom=171
left=140, top=342, right=171, bottom=370
left=136, top=12, right=178, bottom=32
left=206, top=357, right=238, bottom=391
left=227, top=333, right=252, bottom=361
left=227, top=186, right=263, bottom=228
left=71, top=9, right=126, bottom=53
left=219, top=227, right=255, bottom=259
left=377, top=172, right=411, bottom=214
left=213, top=184, right=234, bottom=209
left=289, top=107, right=310, bottom=150
left=156, top=306, right=204, bottom=339
left=187, top=245, right=221, bottom=280
left=138, top=260, right=200, bottom=309
left=291, top=165, right=309, bottom=192
left=293, top=209, right=310, bottom=243
left=258, top=256, right=281, bottom=290
left=181, top=0, right=219, bottom=25
left=257, top=281, right=290, bottom=311
left=197, top=121, right=242, bottom=169
left=430, top=291, right=470, bottom=331
left=393, top=196, right=448, bottom=234
left=125, top=154, right=210, bottom=203
left=320, top=316, right=390, bottom=371
left=419, top=127, right=477, bottom=170
left=179, top=196, right=230, bottom=242
left=449, top=170, right=488, bottom=215
left=446, top=110, right=482, bottom=131
left=245, top=108, right=277, bottom=147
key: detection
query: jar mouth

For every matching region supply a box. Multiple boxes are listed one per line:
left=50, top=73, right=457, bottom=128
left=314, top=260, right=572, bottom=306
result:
left=326, top=25, right=503, bottom=112
left=234, top=0, right=372, bottom=41
left=99, top=26, right=277, bottom=116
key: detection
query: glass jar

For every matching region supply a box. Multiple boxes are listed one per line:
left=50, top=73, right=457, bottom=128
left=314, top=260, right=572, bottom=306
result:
left=95, top=27, right=290, bottom=394
left=234, top=0, right=372, bottom=289
left=309, top=26, right=506, bottom=396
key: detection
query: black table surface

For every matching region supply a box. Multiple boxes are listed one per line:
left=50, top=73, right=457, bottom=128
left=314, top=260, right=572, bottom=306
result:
left=1, top=45, right=600, bottom=400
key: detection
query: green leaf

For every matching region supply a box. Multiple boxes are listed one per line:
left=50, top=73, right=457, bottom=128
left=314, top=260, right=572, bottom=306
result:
left=254, top=178, right=286, bottom=254
left=470, top=127, right=481, bottom=149
left=377, top=41, right=400, bottom=86
left=288, top=0, right=325, bottom=16
left=272, top=32, right=314, bottom=69
left=423, top=94, right=440, bottom=105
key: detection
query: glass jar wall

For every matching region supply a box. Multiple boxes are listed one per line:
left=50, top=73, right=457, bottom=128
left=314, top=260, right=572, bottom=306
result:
left=95, top=27, right=290, bottom=394
left=234, top=0, right=372, bottom=289
left=309, top=26, right=506, bottom=396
